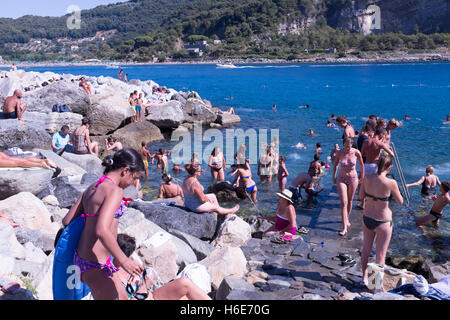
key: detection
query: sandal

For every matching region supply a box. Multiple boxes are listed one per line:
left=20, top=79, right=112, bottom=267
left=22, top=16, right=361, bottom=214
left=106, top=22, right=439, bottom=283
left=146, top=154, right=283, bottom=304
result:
left=270, top=236, right=287, bottom=244
left=337, top=253, right=352, bottom=261
left=297, top=226, right=310, bottom=235
left=341, top=257, right=356, bottom=267
left=280, top=234, right=294, bottom=242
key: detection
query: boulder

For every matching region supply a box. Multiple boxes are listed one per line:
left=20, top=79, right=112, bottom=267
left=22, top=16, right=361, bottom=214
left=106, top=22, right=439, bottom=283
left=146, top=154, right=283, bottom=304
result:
left=23, top=112, right=83, bottom=135
left=243, top=215, right=274, bottom=235
left=61, top=152, right=103, bottom=175
left=37, top=175, right=87, bottom=208
left=183, top=98, right=217, bottom=125
left=32, top=251, right=55, bottom=300
left=22, top=80, right=90, bottom=114
left=206, top=182, right=244, bottom=202
left=88, top=88, right=135, bottom=135
left=216, top=276, right=256, bottom=300
left=168, top=229, right=215, bottom=260
left=0, top=77, right=22, bottom=96
left=0, top=168, right=53, bottom=200
left=119, top=208, right=197, bottom=270
left=137, top=238, right=179, bottom=284
left=33, top=149, right=87, bottom=177
left=211, top=214, right=252, bottom=248
left=129, top=201, right=217, bottom=240
left=0, top=192, right=58, bottom=235
left=216, top=114, right=241, bottom=126
left=0, top=222, right=26, bottom=260
left=367, top=263, right=416, bottom=292
left=112, top=121, right=164, bottom=149
left=199, top=246, right=247, bottom=290
left=0, top=119, right=52, bottom=150
left=146, top=101, right=184, bottom=129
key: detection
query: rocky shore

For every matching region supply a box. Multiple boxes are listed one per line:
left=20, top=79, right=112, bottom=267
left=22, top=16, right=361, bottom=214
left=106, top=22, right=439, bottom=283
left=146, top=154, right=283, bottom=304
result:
left=1, top=51, right=449, bottom=70
left=0, top=69, right=448, bottom=301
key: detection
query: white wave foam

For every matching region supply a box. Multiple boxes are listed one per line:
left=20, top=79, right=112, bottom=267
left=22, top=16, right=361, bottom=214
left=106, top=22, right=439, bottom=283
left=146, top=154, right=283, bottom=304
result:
left=289, top=153, right=303, bottom=160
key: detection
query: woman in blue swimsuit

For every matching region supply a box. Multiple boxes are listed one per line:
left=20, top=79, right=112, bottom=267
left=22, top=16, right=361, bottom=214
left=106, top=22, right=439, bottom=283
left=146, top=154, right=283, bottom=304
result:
left=233, top=158, right=258, bottom=204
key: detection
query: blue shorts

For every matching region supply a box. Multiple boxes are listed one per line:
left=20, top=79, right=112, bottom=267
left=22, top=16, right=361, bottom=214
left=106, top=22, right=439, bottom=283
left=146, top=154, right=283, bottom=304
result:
left=0, top=111, right=17, bottom=119
left=135, top=106, right=142, bottom=112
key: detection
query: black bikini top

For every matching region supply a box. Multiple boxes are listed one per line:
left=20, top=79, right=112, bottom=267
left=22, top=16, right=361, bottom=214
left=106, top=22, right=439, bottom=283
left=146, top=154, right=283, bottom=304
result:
left=365, top=192, right=390, bottom=202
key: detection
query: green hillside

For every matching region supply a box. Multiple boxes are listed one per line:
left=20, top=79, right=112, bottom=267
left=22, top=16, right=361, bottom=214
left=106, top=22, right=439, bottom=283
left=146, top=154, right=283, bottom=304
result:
left=0, top=0, right=449, bottom=62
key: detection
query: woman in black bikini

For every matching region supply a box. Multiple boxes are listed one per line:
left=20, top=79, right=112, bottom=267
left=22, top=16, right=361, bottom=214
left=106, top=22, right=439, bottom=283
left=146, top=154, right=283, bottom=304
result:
left=359, top=154, right=403, bottom=287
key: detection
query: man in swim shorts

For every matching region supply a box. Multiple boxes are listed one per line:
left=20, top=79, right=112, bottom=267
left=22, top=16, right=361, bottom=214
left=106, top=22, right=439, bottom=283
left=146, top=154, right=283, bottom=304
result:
left=138, top=142, right=153, bottom=180
left=361, top=128, right=394, bottom=176
left=1, top=89, right=27, bottom=122
left=288, top=168, right=315, bottom=205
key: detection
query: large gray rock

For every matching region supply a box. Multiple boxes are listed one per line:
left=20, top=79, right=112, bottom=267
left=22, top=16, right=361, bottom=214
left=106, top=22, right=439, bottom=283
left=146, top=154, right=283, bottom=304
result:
left=22, top=80, right=90, bottom=113
left=33, top=149, right=87, bottom=177
left=37, top=176, right=87, bottom=208
left=211, top=214, right=252, bottom=248
left=146, top=101, right=184, bottom=129
left=129, top=201, right=217, bottom=240
left=0, top=168, right=53, bottom=200
left=88, top=88, right=135, bottom=135
left=216, top=114, right=241, bottom=126
left=61, top=152, right=103, bottom=175
left=169, top=229, right=215, bottom=260
left=119, top=208, right=197, bottom=271
left=183, top=98, right=217, bottom=125
left=0, top=192, right=58, bottom=235
left=0, top=119, right=52, bottom=150
left=216, top=276, right=256, bottom=300
left=23, top=112, right=83, bottom=135
left=199, top=246, right=248, bottom=290
left=112, top=121, right=164, bottom=149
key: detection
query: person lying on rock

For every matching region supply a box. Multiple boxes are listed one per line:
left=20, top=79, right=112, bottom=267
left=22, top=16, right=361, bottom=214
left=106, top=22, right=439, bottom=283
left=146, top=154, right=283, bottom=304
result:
left=182, top=163, right=239, bottom=216
left=0, top=89, right=27, bottom=121
left=116, top=234, right=211, bottom=300
left=0, top=151, right=57, bottom=170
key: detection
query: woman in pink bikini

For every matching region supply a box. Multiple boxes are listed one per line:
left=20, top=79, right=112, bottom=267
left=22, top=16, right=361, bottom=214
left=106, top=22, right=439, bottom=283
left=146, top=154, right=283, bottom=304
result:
left=61, top=148, right=145, bottom=300
left=333, top=137, right=365, bottom=236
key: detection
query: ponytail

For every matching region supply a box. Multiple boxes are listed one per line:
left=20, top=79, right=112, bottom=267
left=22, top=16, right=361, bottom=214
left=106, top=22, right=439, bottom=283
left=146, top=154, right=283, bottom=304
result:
left=101, top=148, right=144, bottom=175
left=377, top=154, right=393, bottom=175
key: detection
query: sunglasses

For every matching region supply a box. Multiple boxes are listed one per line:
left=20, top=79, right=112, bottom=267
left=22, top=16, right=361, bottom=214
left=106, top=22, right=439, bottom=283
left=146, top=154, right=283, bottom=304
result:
left=126, top=269, right=149, bottom=300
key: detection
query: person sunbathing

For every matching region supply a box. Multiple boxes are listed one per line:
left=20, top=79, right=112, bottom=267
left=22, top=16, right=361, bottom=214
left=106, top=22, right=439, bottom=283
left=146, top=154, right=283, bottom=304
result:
left=116, top=234, right=211, bottom=300
left=0, top=152, right=57, bottom=170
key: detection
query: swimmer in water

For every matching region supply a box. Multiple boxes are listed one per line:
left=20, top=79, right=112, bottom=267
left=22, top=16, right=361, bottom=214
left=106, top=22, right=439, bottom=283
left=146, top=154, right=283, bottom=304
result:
left=272, top=104, right=277, bottom=111
left=298, top=104, right=310, bottom=109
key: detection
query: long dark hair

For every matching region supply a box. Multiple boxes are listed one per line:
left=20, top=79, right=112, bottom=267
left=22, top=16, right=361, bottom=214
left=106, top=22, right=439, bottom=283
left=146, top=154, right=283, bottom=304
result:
left=102, top=148, right=145, bottom=174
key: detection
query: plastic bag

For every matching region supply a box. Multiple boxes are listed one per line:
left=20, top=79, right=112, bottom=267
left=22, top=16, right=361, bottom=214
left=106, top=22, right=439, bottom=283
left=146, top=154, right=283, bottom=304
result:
left=177, top=263, right=211, bottom=293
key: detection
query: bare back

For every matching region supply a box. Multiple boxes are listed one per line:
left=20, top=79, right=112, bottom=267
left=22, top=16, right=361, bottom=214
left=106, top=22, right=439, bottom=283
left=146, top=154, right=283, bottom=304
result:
left=3, top=96, right=19, bottom=113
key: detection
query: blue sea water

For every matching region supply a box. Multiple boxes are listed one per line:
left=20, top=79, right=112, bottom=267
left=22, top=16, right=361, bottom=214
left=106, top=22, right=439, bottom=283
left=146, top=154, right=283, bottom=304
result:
left=21, top=62, right=450, bottom=261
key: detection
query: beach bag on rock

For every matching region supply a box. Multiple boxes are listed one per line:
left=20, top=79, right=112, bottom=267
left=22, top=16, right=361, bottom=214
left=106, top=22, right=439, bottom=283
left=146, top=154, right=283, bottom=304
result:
left=52, top=104, right=70, bottom=113
left=177, top=263, right=211, bottom=293
left=52, top=216, right=90, bottom=300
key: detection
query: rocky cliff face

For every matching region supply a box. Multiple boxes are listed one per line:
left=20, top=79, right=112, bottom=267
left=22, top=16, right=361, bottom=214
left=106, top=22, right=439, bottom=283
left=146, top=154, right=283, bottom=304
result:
left=327, top=0, right=449, bottom=35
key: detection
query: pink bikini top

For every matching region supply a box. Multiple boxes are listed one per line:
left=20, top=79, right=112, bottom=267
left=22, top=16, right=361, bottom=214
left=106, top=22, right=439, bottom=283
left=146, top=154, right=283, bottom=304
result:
left=340, top=158, right=356, bottom=169
left=82, top=175, right=130, bottom=220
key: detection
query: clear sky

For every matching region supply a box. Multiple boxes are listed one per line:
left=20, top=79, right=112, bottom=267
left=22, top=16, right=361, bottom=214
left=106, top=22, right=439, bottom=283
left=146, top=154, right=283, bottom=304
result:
left=0, top=0, right=129, bottom=19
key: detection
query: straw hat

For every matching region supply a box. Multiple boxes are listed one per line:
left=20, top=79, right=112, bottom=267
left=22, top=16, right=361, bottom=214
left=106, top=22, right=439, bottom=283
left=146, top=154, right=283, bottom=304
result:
left=276, top=189, right=294, bottom=204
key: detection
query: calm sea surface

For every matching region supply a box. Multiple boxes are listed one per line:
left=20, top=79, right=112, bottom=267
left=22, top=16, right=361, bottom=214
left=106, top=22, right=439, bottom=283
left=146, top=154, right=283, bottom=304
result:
left=22, top=63, right=450, bottom=261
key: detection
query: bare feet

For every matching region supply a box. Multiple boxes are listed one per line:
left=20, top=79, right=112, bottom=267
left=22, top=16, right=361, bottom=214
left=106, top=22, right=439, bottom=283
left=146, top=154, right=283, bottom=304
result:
left=0, top=213, right=19, bottom=228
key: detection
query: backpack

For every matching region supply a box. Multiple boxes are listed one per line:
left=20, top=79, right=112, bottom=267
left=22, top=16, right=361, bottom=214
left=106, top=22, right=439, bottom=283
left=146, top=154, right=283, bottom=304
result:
left=52, top=104, right=70, bottom=113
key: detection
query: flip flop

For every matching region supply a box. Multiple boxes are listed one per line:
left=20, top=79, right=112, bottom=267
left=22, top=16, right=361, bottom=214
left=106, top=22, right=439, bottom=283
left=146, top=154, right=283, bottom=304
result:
left=297, top=226, right=310, bottom=235
left=337, top=253, right=352, bottom=261
left=280, top=234, right=294, bottom=242
left=341, top=257, right=356, bottom=267
left=270, top=236, right=287, bottom=244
